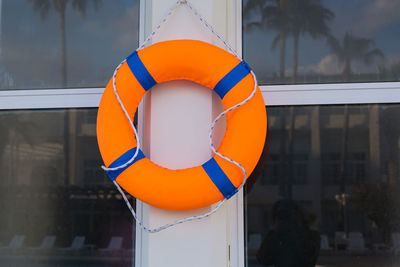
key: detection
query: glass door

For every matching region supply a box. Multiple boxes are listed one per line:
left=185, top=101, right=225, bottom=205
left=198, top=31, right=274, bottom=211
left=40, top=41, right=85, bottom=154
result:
left=0, top=1, right=140, bottom=266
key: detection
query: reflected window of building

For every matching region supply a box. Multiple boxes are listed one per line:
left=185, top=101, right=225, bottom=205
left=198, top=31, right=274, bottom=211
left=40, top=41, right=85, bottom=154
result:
left=0, top=109, right=135, bottom=266
left=243, top=0, right=400, bottom=85
left=262, top=154, right=280, bottom=185
left=246, top=104, right=400, bottom=267
left=0, top=0, right=139, bottom=90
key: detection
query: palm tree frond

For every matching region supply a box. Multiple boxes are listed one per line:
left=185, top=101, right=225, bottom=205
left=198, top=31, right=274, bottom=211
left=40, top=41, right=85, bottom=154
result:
left=243, top=0, right=266, bottom=19
left=28, top=0, right=51, bottom=20
left=364, top=48, right=384, bottom=64
left=288, top=0, right=334, bottom=38
left=245, top=21, right=263, bottom=32
left=71, top=0, right=87, bottom=16
left=71, top=0, right=102, bottom=16
left=327, top=31, right=383, bottom=81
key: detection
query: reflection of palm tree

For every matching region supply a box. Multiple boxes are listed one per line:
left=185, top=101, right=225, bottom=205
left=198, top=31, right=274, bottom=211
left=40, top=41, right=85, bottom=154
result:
left=244, top=0, right=333, bottom=83
left=327, top=34, right=383, bottom=231
left=327, top=33, right=383, bottom=82
left=28, top=0, right=101, bottom=87
left=289, top=0, right=333, bottom=83
left=336, top=104, right=349, bottom=232
left=28, top=0, right=101, bottom=185
left=0, top=115, right=34, bottom=183
left=244, top=0, right=291, bottom=81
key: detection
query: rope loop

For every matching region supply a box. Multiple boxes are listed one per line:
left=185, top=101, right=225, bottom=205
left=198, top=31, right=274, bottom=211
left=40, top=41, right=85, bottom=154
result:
left=102, top=0, right=258, bottom=233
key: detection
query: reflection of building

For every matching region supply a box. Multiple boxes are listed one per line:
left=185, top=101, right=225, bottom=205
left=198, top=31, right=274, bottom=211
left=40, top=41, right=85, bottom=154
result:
left=247, top=105, right=398, bottom=245
left=0, top=109, right=134, bottom=251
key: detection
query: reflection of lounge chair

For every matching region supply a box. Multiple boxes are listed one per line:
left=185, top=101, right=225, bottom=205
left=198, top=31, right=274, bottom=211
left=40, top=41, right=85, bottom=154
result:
left=58, top=236, right=85, bottom=253
left=392, top=233, right=400, bottom=254
left=28, top=236, right=56, bottom=252
left=334, top=231, right=347, bottom=250
left=320, top=235, right=332, bottom=251
left=0, top=235, right=25, bottom=254
left=347, top=232, right=366, bottom=252
left=99, top=237, right=123, bottom=255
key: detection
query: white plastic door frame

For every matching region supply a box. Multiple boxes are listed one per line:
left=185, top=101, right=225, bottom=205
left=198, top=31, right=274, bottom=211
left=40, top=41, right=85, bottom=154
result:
left=134, top=0, right=243, bottom=267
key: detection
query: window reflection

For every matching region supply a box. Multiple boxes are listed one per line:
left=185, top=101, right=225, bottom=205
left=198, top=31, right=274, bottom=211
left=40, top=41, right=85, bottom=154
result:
left=0, top=0, right=139, bottom=90
left=245, top=104, right=400, bottom=266
left=243, top=0, right=399, bottom=85
left=0, top=109, right=135, bottom=266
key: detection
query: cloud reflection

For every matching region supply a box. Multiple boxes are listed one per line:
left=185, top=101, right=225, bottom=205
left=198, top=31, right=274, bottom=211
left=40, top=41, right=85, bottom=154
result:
left=353, top=0, right=400, bottom=35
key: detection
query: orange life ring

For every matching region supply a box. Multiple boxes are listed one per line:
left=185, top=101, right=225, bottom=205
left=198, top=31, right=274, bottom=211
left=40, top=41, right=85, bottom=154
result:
left=97, top=39, right=267, bottom=211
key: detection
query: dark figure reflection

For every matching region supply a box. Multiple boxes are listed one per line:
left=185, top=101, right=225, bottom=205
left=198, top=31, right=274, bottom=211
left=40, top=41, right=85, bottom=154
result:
left=257, top=200, right=320, bottom=267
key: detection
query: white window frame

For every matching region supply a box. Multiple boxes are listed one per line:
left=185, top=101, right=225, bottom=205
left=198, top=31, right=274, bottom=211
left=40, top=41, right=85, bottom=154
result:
left=261, top=82, right=400, bottom=106
left=1, top=1, right=400, bottom=267
left=1, top=68, right=400, bottom=110
left=2, top=81, right=400, bottom=110
left=0, top=88, right=103, bottom=110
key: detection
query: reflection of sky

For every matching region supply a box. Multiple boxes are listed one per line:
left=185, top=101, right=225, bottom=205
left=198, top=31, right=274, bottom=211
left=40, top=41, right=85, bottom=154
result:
left=0, top=0, right=139, bottom=90
left=243, top=0, right=400, bottom=83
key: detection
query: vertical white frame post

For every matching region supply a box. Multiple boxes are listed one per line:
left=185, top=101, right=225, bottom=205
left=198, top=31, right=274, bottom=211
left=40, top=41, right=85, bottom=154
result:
left=135, top=0, right=243, bottom=267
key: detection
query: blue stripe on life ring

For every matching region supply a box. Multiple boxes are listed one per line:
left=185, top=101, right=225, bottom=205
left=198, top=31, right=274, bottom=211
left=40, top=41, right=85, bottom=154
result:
left=126, top=51, right=157, bottom=91
left=105, top=147, right=145, bottom=181
left=202, top=158, right=237, bottom=199
left=213, top=61, right=252, bottom=99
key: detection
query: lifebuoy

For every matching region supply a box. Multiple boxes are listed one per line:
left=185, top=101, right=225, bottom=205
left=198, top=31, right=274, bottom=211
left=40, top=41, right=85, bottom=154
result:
left=97, top=39, right=267, bottom=211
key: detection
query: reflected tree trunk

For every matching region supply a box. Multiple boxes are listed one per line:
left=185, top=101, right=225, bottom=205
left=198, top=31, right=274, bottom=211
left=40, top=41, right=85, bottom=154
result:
left=56, top=1, right=67, bottom=87
left=279, top=107, right=294, bottom=199
left=310, top=106, right=322, bottom=228
left=339, top=105, right=349, bottom=192
left=287, top=106, right=295, bottom=199
left=278, top=0, right=287, bottom=82
left=279, top=30, right=286, bottom=82
left=292, top=31, right=299, bottom=83
left=53, top=6, right=70, bottom=237
left=279, top=110, right=287, bottom=197
left=343, top=60, right=351, bottom=82
left=0, top=120, right=8, bottom=181
left=368, top=104, right=381, bottom=182
left=338, top=104, right=349, bottom=232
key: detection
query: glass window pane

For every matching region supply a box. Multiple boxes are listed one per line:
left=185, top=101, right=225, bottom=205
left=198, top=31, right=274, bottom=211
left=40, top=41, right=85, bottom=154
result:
left=0, top=0, right=139, bottom=90
left=0, top=109, right=135, bottom=266
left=243, top=0, right=400, bottom=85
left=246, top=104, right=400, bottom=266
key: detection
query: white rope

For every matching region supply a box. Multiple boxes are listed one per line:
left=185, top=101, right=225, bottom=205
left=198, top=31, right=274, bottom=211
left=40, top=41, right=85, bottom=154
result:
left=113, top=180, right=227, bottom=233
left=100, top=59, right=141, bottom=172
left=101, top=0, right=258, bottom=233
left=138, top=1, right=183, bottom=50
